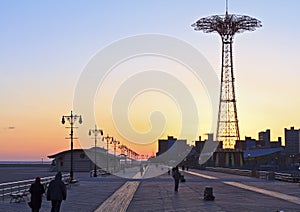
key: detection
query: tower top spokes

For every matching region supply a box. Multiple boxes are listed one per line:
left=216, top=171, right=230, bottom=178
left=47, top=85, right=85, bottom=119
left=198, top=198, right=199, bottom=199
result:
left=191, top=0, right=262, bottom=39
left=192, top=14, right=262, bottom=39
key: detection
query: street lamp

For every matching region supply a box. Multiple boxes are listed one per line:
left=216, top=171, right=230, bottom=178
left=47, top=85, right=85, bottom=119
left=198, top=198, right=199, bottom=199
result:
left=110, top=139, right=120, bottom=173
left=103, top=135, right=113, bottom=173
left=88, top=125, right=103, bottom=177
left=127, top=148, right=133, bottom=168
left=119, top=144, right=128, bottom=169
left=61, top=110, right=82, bottom=182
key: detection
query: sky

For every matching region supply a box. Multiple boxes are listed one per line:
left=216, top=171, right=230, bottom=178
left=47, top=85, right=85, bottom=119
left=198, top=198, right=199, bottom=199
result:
left=1, top=0, right=300, bottom=161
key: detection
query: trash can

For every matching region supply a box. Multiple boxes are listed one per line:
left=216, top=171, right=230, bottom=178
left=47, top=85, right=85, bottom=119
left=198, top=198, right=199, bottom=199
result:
left=204, top=186, right=215, bottom=201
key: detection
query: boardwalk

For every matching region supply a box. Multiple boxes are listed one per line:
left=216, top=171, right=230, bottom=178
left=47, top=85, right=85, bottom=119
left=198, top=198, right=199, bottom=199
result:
left=1, top=166, right=300, bottom=211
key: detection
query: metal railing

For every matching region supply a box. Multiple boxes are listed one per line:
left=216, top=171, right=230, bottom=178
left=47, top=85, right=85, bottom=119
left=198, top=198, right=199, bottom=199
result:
left=205, top=167, right=300, bottom=182
left=205, top=167, right=252, bottom=176
left=0, top=174, right=70, bottom=201
left=274, top=172, right=300, bottom=182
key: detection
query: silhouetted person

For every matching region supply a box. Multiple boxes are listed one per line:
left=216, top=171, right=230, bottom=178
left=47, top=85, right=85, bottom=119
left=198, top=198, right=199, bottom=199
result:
left=172, top=166, right=181, bottom=192
left=140, top=164, right=144, bottom=176
left=47, top=172, right=67, bottom=212
left=171, top=167, right=176, bottom=177
left=182, top=165, right=185, bottom=171
left=29, top=176, right=45, bottom=212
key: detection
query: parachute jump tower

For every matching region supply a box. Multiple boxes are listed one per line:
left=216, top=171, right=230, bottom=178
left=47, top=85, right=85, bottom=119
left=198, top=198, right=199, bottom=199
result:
left=192, top=1, right=262, bottom=149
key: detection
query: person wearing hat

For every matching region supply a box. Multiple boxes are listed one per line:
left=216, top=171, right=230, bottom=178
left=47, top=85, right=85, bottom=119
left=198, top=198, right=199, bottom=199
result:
left=47, top=172, right=67, bottom=212
left=29, top=176, right=45, bottom=212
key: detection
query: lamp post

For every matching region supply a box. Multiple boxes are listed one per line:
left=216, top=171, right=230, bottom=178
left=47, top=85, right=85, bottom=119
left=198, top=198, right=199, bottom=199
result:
left=103, top=135, right=113, bottom=173
left=88, top=125, right=103, bottom=177
left=110, top=139, right=120, bottom=172
left=119, top=144, right=128, bottom=169
left=127, top=148, right=132, bottom=167
left=61, top=110, right=82, bottom=182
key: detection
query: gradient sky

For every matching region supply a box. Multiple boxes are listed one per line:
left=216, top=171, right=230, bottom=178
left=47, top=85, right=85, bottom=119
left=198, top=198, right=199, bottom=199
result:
left=1, top=0, right=300, bottom=161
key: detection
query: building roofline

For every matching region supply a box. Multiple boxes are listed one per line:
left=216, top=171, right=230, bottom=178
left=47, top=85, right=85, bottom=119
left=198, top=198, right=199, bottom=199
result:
left=48, top=149, right=84, bottom=158
left=48, top=147, right=124, bottom=159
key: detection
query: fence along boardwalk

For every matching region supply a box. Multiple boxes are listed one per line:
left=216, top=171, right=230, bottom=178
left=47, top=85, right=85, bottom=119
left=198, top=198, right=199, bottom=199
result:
left=0, top=174, right=70, bottom=202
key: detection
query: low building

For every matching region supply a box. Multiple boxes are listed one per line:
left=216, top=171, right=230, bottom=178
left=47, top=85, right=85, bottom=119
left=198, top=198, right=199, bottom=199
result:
left=243, top=147, right=284, bottom=170
left=48, top=147, right=121, bottom=172
left=212, top=149, right=244, bottom=167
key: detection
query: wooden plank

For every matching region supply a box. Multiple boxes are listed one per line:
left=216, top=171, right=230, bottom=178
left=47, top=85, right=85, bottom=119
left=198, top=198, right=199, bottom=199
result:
left=94, top=181, right=140, bottom=212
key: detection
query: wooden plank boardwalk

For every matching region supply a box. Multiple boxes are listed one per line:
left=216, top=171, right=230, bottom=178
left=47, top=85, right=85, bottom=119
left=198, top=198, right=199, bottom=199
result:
left=95, top=181, right=140, bottom=212
left=1, top=166, right=300, bottom=211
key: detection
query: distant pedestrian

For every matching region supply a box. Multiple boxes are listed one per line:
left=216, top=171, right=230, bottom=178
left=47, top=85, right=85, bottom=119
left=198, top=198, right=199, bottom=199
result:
left=172, top=166, right=181, bottom=192
left=140, top=164, right=144, bottom=176
left=29, top=176, right=45, bottom=212
left=47, top=172, right=67, bottom=212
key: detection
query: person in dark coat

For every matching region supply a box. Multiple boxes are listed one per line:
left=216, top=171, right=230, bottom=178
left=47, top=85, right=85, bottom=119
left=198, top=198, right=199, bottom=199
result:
left=29, top=176, right=45, bottom=212
left=47, top=172, right=67, bottom=212
left=172, top=166, right=181, bottom=192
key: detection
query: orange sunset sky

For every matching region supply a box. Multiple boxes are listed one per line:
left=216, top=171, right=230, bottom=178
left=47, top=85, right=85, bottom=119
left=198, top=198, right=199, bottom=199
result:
left=1, top=1, right=300, bottom=161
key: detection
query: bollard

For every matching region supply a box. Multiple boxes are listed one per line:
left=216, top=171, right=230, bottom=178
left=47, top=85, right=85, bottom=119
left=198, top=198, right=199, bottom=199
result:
left=204, top=186, right=215, bottom=201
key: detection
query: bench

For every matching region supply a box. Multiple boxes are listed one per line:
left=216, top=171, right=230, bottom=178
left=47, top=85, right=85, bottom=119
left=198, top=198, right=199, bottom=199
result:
left=90, top=169, right=110, bottom=177
left=98, top=169, right=110, bottom=176
left=10, top=191, right=28, bottom=203
left=64, top=178, right=71, bottom=188
left=64, top=178, right=79, bottom=189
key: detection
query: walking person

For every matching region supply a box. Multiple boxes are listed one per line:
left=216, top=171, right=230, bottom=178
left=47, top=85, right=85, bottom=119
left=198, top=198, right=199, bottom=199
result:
left=172, top=166, right=181, bottom=192
left=29, top=176, right=45, bottom=212
left=140, top=164, right=144, bottom=176
left=47, top=172, right=67, bottom=212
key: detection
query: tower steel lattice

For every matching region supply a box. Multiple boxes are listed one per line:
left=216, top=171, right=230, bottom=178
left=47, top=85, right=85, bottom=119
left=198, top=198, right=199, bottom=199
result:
left=192, top=4, right=262, bottom=149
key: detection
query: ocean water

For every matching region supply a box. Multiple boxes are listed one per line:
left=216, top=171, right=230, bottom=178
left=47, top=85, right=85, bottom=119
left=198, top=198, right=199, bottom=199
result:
left=0, top=164, right=54, bottom=183
left=0, top=161, right=51, bottom=165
